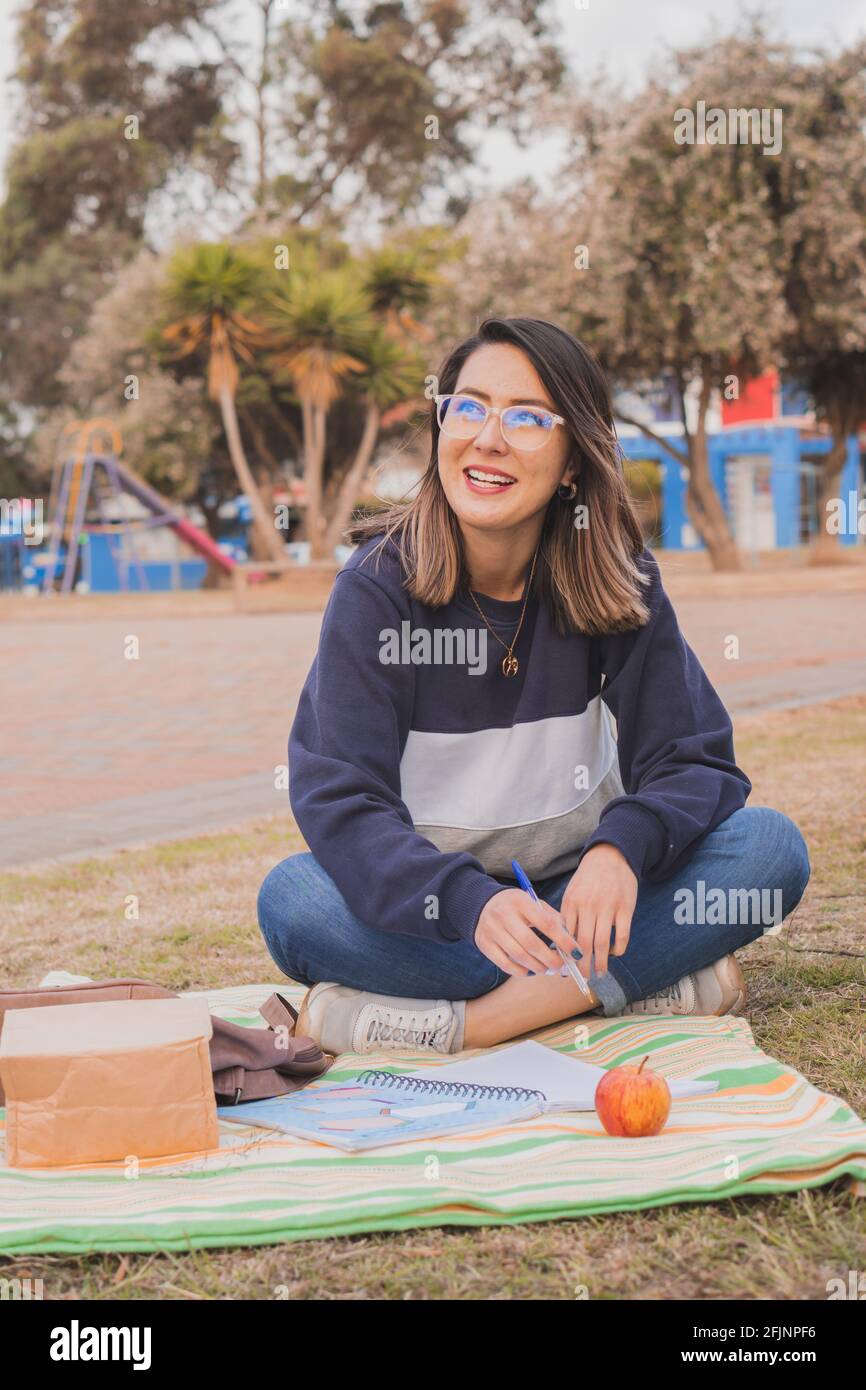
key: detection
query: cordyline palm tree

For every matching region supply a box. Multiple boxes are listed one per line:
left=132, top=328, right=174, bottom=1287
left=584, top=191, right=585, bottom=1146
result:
left=359, top=242, right=438, bottom=343
left=159, top=243, right=285, bottom=563
left=265, top=266, right=375, bottom=558
left=262, top=239, right=437, bottom=558
left=321, top=327, right=427, bottom=555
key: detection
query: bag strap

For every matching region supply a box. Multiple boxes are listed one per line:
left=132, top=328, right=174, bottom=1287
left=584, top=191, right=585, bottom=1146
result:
left=213, top=1065, right=246, bottom=1104
left=259, top=992, right=299, bottom=1031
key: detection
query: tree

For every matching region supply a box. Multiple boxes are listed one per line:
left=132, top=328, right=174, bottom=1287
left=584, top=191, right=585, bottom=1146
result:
left=42, top=228, right=438, bottom=565
left=158, top=243, right=285, bottom=562
left=429, top=30, right=866, bottom=571
left=35, top=249, right=225, bottom=509
left=321, top=325, right=428, bottom=554
left=196, top=0, right=565, bottom=225
left=775, top=43, right=866, bottom=561
left=0, top=0, right=237, bottom=417
left=561, top=33, right=803, bottom=570
left=263, top=240, right=429, bottom=558
left=265, top=261, right=369, bottom=557
left=0, top=0, right=564, bottom=484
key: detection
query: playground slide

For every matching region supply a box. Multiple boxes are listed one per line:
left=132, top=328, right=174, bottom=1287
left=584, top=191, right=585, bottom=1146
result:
left=112, top=459, right=235, bottom=575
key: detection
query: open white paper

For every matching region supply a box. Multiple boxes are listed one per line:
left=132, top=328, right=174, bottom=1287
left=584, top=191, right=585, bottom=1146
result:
left=404, top=1040, right=719, bottom=1113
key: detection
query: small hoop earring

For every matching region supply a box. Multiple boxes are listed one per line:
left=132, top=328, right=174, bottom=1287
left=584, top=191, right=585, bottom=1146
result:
left=557, top=480, right=578, bottom=500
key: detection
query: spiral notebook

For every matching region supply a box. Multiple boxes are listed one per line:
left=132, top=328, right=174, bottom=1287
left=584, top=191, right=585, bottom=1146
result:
left=402, top=1040, right=720, bottom=1114
left=218, top=1070, right=545, bottom=1151
left=219, top=1041, right=719, bottom=1150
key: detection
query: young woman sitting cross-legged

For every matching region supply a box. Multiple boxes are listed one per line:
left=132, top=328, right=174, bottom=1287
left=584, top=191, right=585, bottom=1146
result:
left=258, top=317, right=810, bottom=1056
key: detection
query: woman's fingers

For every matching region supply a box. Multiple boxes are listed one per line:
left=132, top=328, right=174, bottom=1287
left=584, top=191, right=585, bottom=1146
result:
left=556, top=845, right=638, bottom=981
left=566, top=898, right=634, bottom=978
left=485, top=940, right=531, bottom=977
left=592, top=919, right=615, bottom=976
left=559, top=892, right=579, bottom=942
left=506, top=922, right=560, bottom=973
left=523, top=900, right=576, bottom=957
left=611, top=908, right=632, bottom=959
left=476, top=890, right=582, bottom=976
left=574, top=906, right=597, bottom=980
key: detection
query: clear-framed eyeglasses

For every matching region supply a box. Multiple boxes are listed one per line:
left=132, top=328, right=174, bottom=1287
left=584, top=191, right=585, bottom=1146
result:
left=435, top=393, right=565, bottom=452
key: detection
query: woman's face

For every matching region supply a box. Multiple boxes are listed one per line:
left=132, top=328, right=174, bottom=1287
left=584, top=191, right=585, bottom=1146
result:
left=437, top=342, right=574, bottom=534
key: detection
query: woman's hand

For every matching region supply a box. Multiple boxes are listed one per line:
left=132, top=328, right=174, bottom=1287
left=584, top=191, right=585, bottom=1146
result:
left=475, top=890, right=578, bottom=977
left=561, top=844, right=637, bottom=979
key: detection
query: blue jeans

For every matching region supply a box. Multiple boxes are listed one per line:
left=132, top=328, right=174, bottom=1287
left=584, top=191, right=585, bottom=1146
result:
left=257, top=807, right=810, bottom=1017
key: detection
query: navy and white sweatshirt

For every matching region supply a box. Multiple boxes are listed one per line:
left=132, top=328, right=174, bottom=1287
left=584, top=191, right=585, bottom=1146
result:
left=288, top=537, right=751, bottom=946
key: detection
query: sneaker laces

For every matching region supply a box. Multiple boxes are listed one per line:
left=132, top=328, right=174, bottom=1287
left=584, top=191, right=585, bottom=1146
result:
left=364, top=1009, right=452, bottom=1051
left=631, top=978, right=687, bottom=1013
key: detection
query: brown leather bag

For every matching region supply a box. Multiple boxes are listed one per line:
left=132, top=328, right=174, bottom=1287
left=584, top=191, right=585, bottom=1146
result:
left=0, top=978, right=333, bottom=1107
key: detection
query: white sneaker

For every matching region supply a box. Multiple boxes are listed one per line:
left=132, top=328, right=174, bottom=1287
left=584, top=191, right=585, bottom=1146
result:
left=619, top=954, right=747, bottom=1018
left=296, top=982, right=466, bottom=1055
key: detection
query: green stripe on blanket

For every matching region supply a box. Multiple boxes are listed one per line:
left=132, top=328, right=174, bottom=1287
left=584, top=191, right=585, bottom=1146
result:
left=1, top=980, right=864, bottom=1254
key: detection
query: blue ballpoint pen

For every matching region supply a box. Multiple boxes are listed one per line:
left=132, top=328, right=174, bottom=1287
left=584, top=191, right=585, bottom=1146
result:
left=510, top=858, right=593, bottom=999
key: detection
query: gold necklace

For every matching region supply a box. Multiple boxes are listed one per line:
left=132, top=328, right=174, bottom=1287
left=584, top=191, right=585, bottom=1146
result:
left=468, top=548, right=539, bottom=678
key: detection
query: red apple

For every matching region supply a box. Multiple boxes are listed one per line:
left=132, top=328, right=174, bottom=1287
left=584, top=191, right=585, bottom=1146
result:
left=595, top=1054, right=671, bottom=1137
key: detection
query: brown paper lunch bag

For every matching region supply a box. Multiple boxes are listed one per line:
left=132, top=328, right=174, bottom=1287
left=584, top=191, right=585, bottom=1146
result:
left=0, top=977, right=334, bottom=1107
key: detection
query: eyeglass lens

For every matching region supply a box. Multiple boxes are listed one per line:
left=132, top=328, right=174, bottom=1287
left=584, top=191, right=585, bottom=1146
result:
left=438, top=395, right=555, bottom=450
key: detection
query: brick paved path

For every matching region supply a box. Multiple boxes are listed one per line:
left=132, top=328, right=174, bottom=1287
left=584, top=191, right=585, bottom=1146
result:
left=3, top=590, right=865, bottom=866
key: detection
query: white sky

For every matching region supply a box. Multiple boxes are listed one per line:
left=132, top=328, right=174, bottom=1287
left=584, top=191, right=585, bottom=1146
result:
left=0, top=0, right=864, bottom=205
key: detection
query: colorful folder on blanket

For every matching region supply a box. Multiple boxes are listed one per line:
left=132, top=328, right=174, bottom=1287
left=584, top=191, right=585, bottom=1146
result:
left=1, top=977, right=864, bottom=1254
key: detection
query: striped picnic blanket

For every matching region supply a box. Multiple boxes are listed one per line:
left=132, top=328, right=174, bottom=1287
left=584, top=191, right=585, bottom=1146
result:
left=1, top=977, right=864, bottom=1254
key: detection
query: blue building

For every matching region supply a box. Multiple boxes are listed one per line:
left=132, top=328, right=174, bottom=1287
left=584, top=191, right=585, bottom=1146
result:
left=618, top=424, right=863, bottom=553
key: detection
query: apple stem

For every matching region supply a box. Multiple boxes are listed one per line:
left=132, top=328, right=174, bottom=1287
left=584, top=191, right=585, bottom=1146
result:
left=638, top=1055, right=649, bottom=1074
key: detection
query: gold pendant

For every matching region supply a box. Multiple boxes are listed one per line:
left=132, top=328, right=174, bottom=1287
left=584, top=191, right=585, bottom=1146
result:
left=501, top=653, right=519, bottom=677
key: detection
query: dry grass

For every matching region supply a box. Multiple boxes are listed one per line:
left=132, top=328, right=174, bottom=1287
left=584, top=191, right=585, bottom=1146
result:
left=1, top=697, right=865, bottom=1299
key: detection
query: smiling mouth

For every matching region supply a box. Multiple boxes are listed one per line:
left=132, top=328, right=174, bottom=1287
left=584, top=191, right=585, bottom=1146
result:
left=463, top=466, right=517, bottom=491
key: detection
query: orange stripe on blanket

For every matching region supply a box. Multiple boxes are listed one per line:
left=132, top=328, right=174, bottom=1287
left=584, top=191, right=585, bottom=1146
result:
left=663, top=1097, right=828, bottom=1134
left=713, top=1075, right=800, bottom=1098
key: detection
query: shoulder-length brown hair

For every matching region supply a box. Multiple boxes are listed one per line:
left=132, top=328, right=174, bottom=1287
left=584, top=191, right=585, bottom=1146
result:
left=348, top=316, right=650, bottom=635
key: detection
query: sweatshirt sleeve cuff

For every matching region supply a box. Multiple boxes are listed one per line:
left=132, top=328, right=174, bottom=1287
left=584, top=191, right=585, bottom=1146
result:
left=580, top=801, right=669, bottom=881
left=440, top=868, right=508, bottom=944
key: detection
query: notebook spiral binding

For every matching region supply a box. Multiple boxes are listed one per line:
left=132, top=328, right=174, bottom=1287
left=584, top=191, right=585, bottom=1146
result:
left=357, top=1070, right=545, bottom=1104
